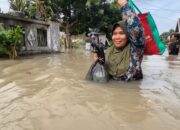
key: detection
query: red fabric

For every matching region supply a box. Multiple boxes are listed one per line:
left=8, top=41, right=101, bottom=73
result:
left=138, top=13, right=160, bottom=55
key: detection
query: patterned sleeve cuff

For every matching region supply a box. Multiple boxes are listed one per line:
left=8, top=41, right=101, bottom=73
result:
left=120, top=3, right=135, bottom=21
left=120, top=3, right=130, bottom=12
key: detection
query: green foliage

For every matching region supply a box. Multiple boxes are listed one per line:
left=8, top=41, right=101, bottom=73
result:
left=48, top=0, right=122, bottom=47
left=50, top=0, right=121, bottom=35
left=9, top=0, right=122, bottom=45
left=9, top=0, right=54, bottom=21
left=28, top=2, right=36, bottom=18
left=0, top=26, right=23, bottom=59
left=13, top=26, right=23, bottom=47
left=7, top=0, right=122, bottom=48
left=85, top=0, right=121, bottom=40
left=9, top=0, right=26, bottom=12
left=0, top=30, right=14, bottom=56
left=86, top=0, right=101, bottom=7
left=72, top=39, right=85, bottom=48
left=9, top=0, right=34, bottom=18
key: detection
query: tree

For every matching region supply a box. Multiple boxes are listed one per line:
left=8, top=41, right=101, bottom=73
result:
left=86, top=0, right=121, bottom=40
left=49, top=0, right=121, bottom=48
left=9, top=0, right=26, bottom=12
left=160, top=29, right=175, bottom=44
left=9, top=0, right=53, bottom=20
left=49, top=0, right=90, bottom=48
left=9, top=0, right=122, bottom=49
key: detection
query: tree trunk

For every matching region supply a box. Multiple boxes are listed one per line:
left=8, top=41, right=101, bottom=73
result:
left=64, top=37, right=67, bottom=48
left=65, top=24, right=72, bottom=48
left=9, top=46, right=17, bottom=60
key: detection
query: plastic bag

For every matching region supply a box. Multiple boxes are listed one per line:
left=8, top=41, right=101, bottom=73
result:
left=85, top=60, right=109, bottom=83
left=85, top=42, right=109, bottom=83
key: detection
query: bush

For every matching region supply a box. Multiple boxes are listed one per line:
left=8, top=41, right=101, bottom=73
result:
left=72, top=39, right=85, bottom=48
left=0, top=26, right=23, bottom=59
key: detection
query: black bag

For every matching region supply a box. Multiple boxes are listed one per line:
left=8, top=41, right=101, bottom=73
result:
left=85, top=42, right=109, bottom=83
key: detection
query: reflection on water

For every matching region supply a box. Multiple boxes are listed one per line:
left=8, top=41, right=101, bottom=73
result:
left=0, top=49, right=180, bottom=130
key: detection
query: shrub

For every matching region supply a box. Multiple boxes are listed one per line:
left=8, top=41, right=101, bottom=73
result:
left=72, top=39, right=85, bottom=48
left=0, top=26, right=23, bottom=59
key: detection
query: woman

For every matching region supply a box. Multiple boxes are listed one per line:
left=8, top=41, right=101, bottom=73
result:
left=92, top=0, right=145, bottom=81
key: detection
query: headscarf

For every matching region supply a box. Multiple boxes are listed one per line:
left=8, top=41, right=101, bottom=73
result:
left=105, top=21, right=131, bottom=77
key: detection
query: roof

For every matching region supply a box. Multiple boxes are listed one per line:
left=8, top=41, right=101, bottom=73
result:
left=0, top=13, right=50, bottom=26
left=175, top=18, right=180, bottom=32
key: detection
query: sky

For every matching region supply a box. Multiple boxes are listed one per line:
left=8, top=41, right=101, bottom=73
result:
left=133, top=0, right=180, bottom=34
left=0, top=0, right=180, bottom=34
left=0, top=0, right=9, bottom=13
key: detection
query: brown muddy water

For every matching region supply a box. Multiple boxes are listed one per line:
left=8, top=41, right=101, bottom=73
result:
left=0, top=49, right=180, bottom=130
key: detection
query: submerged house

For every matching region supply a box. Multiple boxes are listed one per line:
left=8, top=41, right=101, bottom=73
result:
left=0, top=13, right=60, bottom=55
left=171, top=18, right=180, bottom=40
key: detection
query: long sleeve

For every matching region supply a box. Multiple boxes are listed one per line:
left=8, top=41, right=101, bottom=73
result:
left=121, top=3, right=144, bottom=48
left=121, top=3, right=145, bottom=80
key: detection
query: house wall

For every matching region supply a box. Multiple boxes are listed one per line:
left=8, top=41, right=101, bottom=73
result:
left=47, top=21, right=60, bottom=52
left=0, top=14, right=60, bottom=55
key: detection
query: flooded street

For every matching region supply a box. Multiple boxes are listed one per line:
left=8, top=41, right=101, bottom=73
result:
left=0, top=49, right=180, bottom=130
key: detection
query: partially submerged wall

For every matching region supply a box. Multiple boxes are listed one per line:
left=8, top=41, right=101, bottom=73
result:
left=0, top=13, right=60, bottom=55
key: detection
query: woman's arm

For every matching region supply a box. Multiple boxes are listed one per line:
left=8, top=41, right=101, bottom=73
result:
left=118, top=0, right=145, bottom=80
left=119, top=0, right=144, bottom=48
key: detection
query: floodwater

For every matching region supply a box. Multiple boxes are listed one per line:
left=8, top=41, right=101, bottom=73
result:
left=0, top=49, right=180, bottom=130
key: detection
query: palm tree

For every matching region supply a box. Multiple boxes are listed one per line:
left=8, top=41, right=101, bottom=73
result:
left=9, top=0, right=26, bottom=12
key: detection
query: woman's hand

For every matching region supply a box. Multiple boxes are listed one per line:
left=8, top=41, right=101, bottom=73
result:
left=92, top=53, right=98, bottom=62
left=118, top=0, right=128, bottom=7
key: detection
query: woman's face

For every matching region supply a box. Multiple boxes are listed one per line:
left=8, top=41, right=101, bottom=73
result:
left=112, top=26, right=128, bottom=48
left=170, top=35, right=177, bottom=42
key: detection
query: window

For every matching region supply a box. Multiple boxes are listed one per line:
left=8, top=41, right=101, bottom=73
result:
left=37, top=29, right=47, bottom=47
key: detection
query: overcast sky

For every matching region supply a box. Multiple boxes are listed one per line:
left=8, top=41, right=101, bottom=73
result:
left=0, top=0, right=9, bottom=13
left=133, top=0, right=180, bottom=34
left=0, top=0, right=180, bottom=34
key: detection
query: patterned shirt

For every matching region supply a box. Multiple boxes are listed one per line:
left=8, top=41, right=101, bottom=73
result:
left=121, top=3, right=145, bottom=81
